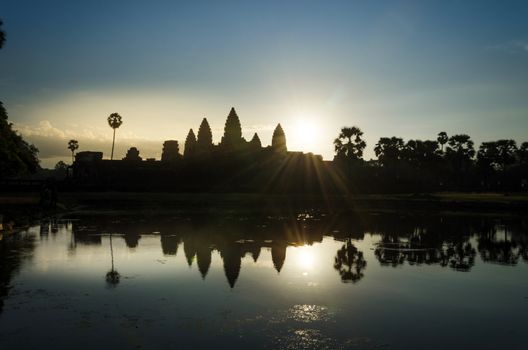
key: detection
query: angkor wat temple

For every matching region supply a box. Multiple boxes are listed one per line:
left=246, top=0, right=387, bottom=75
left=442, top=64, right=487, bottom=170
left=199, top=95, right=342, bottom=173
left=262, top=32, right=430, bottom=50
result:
left=73, top=108, right=344, bottom=192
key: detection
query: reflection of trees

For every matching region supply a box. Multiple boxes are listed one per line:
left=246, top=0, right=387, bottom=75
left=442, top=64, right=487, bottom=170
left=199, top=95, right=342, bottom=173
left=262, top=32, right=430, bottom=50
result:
left=0, top=232, right=35, bottom=315
left=333, top=239, right=366, bottom=283
left=105, top=234, right=120, bottom=286
left=445, top=242, right=476, bottom=271
left=477, top=227, right=522, bottom=265
left=374, top=224, right=476, bottom=272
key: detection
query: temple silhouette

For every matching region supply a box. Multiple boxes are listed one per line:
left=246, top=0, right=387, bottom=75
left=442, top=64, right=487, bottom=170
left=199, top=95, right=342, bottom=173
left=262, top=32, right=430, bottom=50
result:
left=72, top=107, right=337, bottom=193
left=67, top=107, right=528, bottom=193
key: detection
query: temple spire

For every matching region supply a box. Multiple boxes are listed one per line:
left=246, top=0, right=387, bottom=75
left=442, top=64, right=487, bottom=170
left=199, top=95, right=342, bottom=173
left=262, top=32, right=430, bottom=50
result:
left=272, top=123, right=287, bottom=153
left=220, top=107, right=243, bottom=149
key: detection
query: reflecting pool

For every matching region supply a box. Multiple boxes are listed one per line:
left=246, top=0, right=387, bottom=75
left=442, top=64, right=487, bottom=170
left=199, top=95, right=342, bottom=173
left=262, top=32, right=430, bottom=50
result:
left=1, top=212, right=527, bottom=349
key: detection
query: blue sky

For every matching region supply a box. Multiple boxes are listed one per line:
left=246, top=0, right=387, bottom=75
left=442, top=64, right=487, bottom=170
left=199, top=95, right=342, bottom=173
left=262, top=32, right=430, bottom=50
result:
left=1, top=0, right=527, bottom=167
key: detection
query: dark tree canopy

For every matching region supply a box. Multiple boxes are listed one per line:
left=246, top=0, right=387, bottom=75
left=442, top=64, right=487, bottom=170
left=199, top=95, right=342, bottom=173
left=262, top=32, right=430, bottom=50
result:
left=184, top=128, right=197, bottom=158
left=55, top=160, right=68, bottom=171
left=0, top=20, right=5, bottom=49
left=271, top=123, right=287, bottom=153
left=0, top=102, right=40, bottom=177
left=221, top=107, right=243, bottom=148
left=0, top=22, right=39, bottom=176
left=437, top=131, right=448, bottom=152
left=477, top=140, right=517, bottom=171
left=403, top=139, right=440, bottom=167
left=446, top=134, right=475, bottom=159
left=374, top=137, right=405, bottom=166
left=67, top=139, right=79, bottom=163
left=107, top=113, right=123, bottom=129
left=518, top=142, right=528, bottom=164
left=334, top=126, right=366, bottom=161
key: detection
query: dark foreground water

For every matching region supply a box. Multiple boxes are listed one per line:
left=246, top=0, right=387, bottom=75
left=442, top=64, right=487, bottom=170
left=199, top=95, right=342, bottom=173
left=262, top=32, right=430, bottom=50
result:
left=1, top=211, right=527, bottom=349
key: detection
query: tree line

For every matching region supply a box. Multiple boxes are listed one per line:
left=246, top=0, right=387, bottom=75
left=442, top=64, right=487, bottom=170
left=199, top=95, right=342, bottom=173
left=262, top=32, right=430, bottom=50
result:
left=333, top=126, right=528, bottom=192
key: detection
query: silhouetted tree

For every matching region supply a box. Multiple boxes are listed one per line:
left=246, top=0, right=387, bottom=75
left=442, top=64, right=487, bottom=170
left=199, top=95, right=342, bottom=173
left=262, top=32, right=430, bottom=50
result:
left=477, top=140, right=517, bottom=171
left=0, top=19, right=5, bottom=49
left=374, top=137, right=405, bottom=166
left=403, top=140, right=440, bottom=168
left=67, top=139, right=78, bottom=163
left=446, top=134, right=475, bottom=160
left=271, top=123, right=287, bottom=153
left=221, top=107, right=244, bottom=150
left=518, top=142, right=528, bottom=164
left=495, top=139, right=518, bottom=170
left=107, top=113, right=123, bottom=160
left=184, top=129, right=197, bottom=158
left=445, top=134, right=475, bottom=179
left=437, top=131, right=448, bottom=153
left=54, top=160, right=68, bottom=178
left=196, top=118, right=213, bottom=154
left=334, top=126, right=366, bottom=161
left=0, top=102, right=40, bottom=177
left=55, top=160, right=68, bottom=171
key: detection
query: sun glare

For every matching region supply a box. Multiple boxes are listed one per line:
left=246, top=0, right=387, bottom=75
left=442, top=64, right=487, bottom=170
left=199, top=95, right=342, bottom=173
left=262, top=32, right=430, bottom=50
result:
left=296, top=247, right=315, bottom=270
left=290, top=118, right=318, bottom=152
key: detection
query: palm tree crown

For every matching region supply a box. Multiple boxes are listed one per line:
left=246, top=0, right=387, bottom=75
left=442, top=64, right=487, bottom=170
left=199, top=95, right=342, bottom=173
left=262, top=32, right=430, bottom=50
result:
left=107, top=113, right=123, bottom=160
left=67, top=139, right=79, bottom=163
left=334, top=126, right=366, bottom=160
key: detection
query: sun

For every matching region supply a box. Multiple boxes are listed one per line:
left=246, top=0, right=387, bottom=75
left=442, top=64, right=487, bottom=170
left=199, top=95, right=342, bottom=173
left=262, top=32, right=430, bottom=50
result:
left=290, top=118, right=318, bottom=152
left=296, top=247, right=315, bottom=270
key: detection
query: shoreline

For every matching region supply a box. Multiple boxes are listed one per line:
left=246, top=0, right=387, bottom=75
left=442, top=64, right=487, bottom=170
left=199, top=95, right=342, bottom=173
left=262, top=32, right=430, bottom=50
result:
left=1, top=191, right=527, bottom=223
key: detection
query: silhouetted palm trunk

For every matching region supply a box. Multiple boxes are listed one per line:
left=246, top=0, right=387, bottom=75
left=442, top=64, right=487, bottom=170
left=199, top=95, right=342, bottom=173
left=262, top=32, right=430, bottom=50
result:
left=111, top=129, right=116, bottom=160
left=110, top=234, right=115, bottom=272
left=71, top=151, right=74, bottom=164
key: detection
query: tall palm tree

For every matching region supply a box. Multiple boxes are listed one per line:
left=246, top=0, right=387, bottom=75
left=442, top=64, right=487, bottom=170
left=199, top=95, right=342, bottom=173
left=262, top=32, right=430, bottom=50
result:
left=67, top=139, right=79, bottom=163
left=437, top=131, right=448, bottom=153
left=107, top=113, right=123, bottom=160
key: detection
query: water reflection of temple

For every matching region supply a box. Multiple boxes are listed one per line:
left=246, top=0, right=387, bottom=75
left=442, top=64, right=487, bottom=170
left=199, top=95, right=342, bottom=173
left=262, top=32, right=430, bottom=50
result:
left=59, top=213, right=528, bottom=288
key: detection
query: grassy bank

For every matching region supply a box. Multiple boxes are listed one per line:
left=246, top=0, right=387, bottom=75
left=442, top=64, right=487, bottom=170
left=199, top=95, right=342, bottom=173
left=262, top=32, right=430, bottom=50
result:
left=1, top=191, right=527, bottom=227
left=4, top=191, right=528, bottom=213
left=1, top=191, right=527, bottom=232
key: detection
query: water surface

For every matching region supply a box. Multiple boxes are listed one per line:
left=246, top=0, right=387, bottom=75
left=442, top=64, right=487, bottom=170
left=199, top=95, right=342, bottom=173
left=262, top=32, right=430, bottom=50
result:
left=1, top=212, right=527, bottom=349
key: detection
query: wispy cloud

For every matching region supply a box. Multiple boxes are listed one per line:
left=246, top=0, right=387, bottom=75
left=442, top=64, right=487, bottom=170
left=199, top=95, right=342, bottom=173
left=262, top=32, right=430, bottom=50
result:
left=14, top=120, right=164, bottom=167
left=14, top=120, right=281, bottom=168
left=487, top=40, right=528, bottom=54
